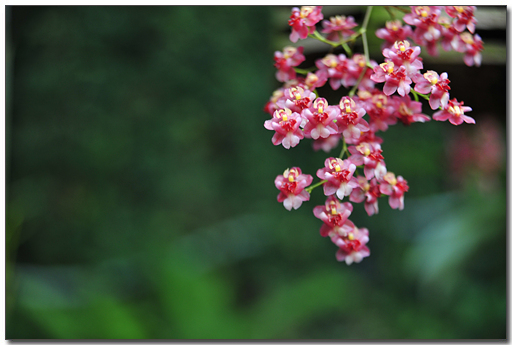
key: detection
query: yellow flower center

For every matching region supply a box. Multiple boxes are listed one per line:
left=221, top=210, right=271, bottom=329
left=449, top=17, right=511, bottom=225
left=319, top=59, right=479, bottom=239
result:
left=300, top=6, right=313, bottom=18
left=384, top=172, right=397, bottom=186
left=380, top=61, right=394, bottom=74
left=449, top=105, right=463, bottom=116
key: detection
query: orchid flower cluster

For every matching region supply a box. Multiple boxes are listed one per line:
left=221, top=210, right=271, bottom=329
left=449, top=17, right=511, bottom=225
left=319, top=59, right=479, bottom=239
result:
left=264, top=6, right=481, bottom=265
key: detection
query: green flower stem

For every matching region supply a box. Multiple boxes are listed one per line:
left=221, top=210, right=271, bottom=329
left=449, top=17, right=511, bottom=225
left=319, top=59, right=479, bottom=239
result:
left=411, top=89, right=419, bottom=102
left=341, top=42, right=353, bottom=57
left=310, top=30, right=338, bottom=47
left=391, top=6, right=411, bottom=14
left=410, top=89, right=430, bottom=102
left=305, top=179, right=327, bottom=193
left=339, top=138, right=348, bottom=159
left=361, top=6, right=373, bottom=63
left=348, top=6, right=373, bottom=97
left=384, top=6, right=396, bottom=20
left=294, top=66, right=316, bottom=75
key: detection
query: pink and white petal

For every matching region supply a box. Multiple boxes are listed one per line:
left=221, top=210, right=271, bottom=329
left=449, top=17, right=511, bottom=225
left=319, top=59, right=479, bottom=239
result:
left=432, top=111, right=451, bottom=122
left=383, top=82, right=397, bottom=96
left=347, top=163, right=357, bottom=175
left=316, top=167, right=328, bottom=179
left=313, top=206, right=326, bottom=219
left=289, top=133, right=301, bottom=147
left=462, top=115, right=476, bottom=124
left=292, top=196, right=303, bottom=209
left=352, top=252, right=364, bottom=263
left=448, top=116, right=464, bottom=126
left=283, top=196, right=294, bottom=210
left=297, top=189, right=311, bottom=201
left=364, top=166, right=375, bottom=180
left=374, top=162, right=387, bottom=180
left=310, top=128, right=320, bottom=140
left=440, top=93, right=450, bottom=108
left=264, top=119, right=274, bottom=130
left=357, top=119, right=370, bottom=132
left=463, top=54, right=474, bottom=67
left=412, top=114, right=431, bottom=122
left=336, top=183, right=353, bottom=199
left=319, top=223, right=333, bottom=237
left=358, top=245, right=370, bottom=258
left=323, top=183, right=338, bottom=196
left=289, top=30, right=300, bottom=43
left=348, top=154, right=364, bottom=166
left=343, top=253, right=354, bottom=265
left=414, top=82, right=432, bottom=94
left=388, top=195, right=401, bottom=209
left=349, top=188, right=366, bottom=203
left=319, top=126, right=331, bottom=138
left=365, top=201, right=378, bottom=216
left=277, top=191, right=288, bottom=202
left=397, top=81, right=410, bottom=97
left=272, top=132, right=285, bottom=146
left=335, top=249, right=348, bottom=263
left=380, top=183, right=394, bottom=195
left=329, top=78, right=342, bottom=90
left=429, top=96, right=441, bottom=110
left=281, top=135, right=292, bottom=149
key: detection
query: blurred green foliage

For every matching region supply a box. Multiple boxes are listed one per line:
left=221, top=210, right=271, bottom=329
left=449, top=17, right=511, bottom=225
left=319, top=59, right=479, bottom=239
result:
left=6, top=6, right=506, bottom=340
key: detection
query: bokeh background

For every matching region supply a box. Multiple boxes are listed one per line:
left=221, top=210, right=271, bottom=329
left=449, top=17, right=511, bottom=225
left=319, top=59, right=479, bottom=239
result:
left=6, top=6, right=507, bottom=339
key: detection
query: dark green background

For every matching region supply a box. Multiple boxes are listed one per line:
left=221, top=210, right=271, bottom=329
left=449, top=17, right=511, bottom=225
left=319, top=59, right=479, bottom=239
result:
left=6, top=6, right=507, bottom=339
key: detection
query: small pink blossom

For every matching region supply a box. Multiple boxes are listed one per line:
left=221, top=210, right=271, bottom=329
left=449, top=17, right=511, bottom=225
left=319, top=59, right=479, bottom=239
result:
left=263, top=88, right=286, bottom=115
left=288, top=6, right=324, bottom=43
left=304, top=71, right=328, bottom=90
left=382, top=40, right=423, bottom=79
left=317, top=157, right=359, bottom=200
left=403, top=6, right=443, bottom=30
left=274, top=46, right=306, bottom=82
left=392, top=94, right=431, bottom=125
left=315, top=54, right=357, bottom=90
left=375, top=20, right=414, bottom=49
left=277, top=86, right=316, bottom=115
left=313, top=195, right=353, bottom=237
left=433, top=98, right=474, bottom=125
left=334, top=227, right=370, bottom=265
left=371, top=61, right=412, bottom=97
left=379, top=172, right=409, bottom=210
left=459, top=32, right=483, bottom=67
left=348, top=142, right=386, bottom=180
left=302, top=98, right=339, bottom=140
left=414, top=70, right=451, bottom=110
left=350, top=54, right=378, bottom=91
left=321, top=15, right=357, bottom=42
left=364, top=92, right=397, bottom=132
left=312, top=133, right=341, bottom=153
left=264, top=108, right=305, bottom=149
left=275, top=167, right=313, bottom=210
left=337, top=96, right=369, bottom=142
left=351, top=125, right=384, bottom=147
left=350, top=176, right=382, bottom=216
left=445, top=6, right=477, bottom=33
left=440, top=19, right=463, bottom=52
left=404, top=6, right=443, bottom=56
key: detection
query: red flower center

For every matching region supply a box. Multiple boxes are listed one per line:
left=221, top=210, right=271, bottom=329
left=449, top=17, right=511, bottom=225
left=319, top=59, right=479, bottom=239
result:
left=280, top=118, right=297, bottom=132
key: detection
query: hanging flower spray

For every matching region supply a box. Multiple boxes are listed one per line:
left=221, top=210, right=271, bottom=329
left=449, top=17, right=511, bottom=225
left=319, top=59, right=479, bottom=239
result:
left=264, top=6, right=482, bottom=264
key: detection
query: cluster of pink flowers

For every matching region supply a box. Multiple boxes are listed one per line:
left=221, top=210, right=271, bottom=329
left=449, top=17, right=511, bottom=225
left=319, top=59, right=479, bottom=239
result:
left=378, top=6, right=483, bottom=66
left=264, top=6, right=481, bottom=265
